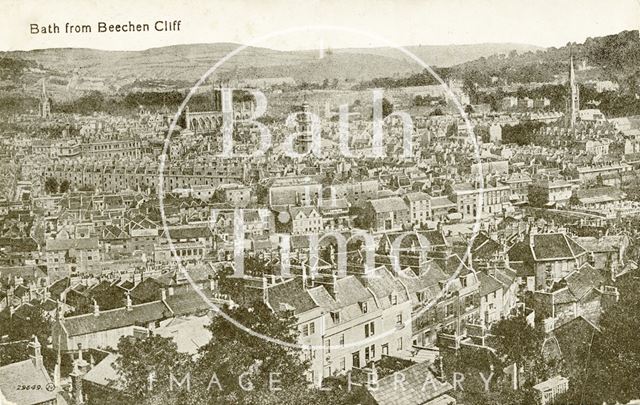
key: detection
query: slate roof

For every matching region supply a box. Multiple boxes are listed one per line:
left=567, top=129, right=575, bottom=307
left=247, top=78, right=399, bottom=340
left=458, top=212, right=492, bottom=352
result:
left=478, top=272, right=503, bottom=296
left=564, top=265, right=604, bottom=300
left=358, top=266, right=410, bottom=307
left=0, top=358, right=57, bottom=405
left=509, top=233, right=586, bottom=263
left=404, top=192, right=431, bottom=202
left=267, top=278, right=318, bottom=315
left=369, top=361, right=453, bottom=405
left=62, top=301, right=170, bottom=337
left=428, top=196, right=456, bottom=209
left=46, top=237, right=99, bottom=251
left=82, top=353, right=124, bottom=391
left=382, top=230, right=448, bottom=251
left=531, top=233, right=586, bottom=261
left=164, top=291, right=214, bottom=317
left=471, top=232, right=501, bottom=259
left=369, top=197, right=408, bottom=213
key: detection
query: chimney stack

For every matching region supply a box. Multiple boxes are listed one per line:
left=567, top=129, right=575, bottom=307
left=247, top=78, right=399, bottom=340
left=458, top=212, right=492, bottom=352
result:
left=28, top=335, right=43, bottom=369
left=93, top=299, right=99, bottom=317
left=126, top=292, right=133, bottom=311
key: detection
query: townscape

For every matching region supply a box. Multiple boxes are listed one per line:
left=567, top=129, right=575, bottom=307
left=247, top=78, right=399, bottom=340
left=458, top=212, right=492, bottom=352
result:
left=1, top=23, right=640, bottom=405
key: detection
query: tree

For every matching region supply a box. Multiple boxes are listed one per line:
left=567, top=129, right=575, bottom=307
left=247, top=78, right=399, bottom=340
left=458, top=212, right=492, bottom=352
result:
left=491, top=315, right=547, bottom=386
left=186, top=301, right=312, bottom=404
left=44, top=177, right=59, bottom=194
left=492, top=316, right=544, bottom=367
left=59, top=179, right=70, bottom=193
left=464, top=104, right=475, bottom=114
left=501, top=122, right=543, bottom=146
left=1, top=305, right=51, bottom=345
left=381, top=97, right=393, bottom=118
left=558, top=275, right=640, bottom=404
left=0, top=341, right=29, bottom=367
left=115, top=334, right=194, bottom=402
left=568, top=194, right=580, bottom=207
left=527, top=184, right=549, bottom=208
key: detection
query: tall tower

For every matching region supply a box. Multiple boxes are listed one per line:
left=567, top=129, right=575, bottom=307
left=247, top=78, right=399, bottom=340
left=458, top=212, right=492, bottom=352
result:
left=568, top=50, right=580, bottom=128
left=39, top=78, right=51, bottom=119
left=295, top=101, right=313, bottom=154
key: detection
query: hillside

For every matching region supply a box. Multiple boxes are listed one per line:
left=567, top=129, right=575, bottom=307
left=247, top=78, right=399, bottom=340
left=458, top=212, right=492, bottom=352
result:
left=0, top=41, right=541, bottom=97
left=449, top=30, right=640, bottom=90
left=332, top=43, right=542, bottom=67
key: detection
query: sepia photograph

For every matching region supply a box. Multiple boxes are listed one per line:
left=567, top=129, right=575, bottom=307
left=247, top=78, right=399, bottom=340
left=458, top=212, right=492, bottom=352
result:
left=1, top=0, right=640, bottom=404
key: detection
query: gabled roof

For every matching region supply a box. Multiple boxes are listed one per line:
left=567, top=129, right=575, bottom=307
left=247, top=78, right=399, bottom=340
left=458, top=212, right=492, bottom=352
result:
left=369, top=361, right=453, bottom=405
left=471, top=232, right=501, bottom=259
left=45, top=237, right=99, bottom=251
left=62, top=301, right=171, bottom=337
left=101, top=225, right=129, bottom=240
left=82, top=353, right=125, bottom=391
left=478, top=272, right=503, bottom=296
left=0, top=358, right=56, bottom=405
left=564, top=264, right=604, bottom=301
left=267, top=278, right=318, bottom=315
left=509, top=233, right=586, bottom=263
left=164, top=291, right=214, bottom=317
left=369, top=197, right=408, bottom=213
left=531, top=233, right=586, bottom=260
left=404, top=191, right=431, bottom=202
left=428, top=196, right=455, bottom=209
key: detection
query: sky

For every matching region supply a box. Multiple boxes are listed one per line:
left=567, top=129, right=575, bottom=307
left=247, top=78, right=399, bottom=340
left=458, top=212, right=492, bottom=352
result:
left=2, top=0, right=639, bottom=52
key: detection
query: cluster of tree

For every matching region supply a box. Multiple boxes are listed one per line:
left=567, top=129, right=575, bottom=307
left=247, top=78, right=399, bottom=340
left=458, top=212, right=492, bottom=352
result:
left=0, top=57, right=38, bottom=80
left=321, top=78, right=340, bottom=89
left=53, top=88, right=255, bottom=117
left=0, top=94, right=39, bottom=114
left=439, top=315, right=552, bottom=405
left=622, top=177, right=640, bottom=202
left=527, top=184, right=549, bottom=208
left=100, top=297, right=369, bottom=405
left=413, top=94, right=446, bottom=107
left=501, top=121, right=544, bottom=146
left=551, top=274, right=640, bottom=404
left=354, top=68, right=451, bottom=90
left=0, top=305, right=53, bottom=368
left=452, top=30, right=640, bottom=89
left=473, top=83, right=640, bottom=117
left=44, top=177, right=70, bottom=194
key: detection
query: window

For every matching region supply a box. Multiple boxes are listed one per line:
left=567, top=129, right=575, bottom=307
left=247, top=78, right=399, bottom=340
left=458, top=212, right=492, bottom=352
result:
left=323, top=366, right=331, bottom=377
left=390, top=294, right=398, bottom=305
left=360, top=301, right=368, bottom=313
left=397, top=337, right=403, bottom=351
left=330, top=311, right=341, bottom=324
left=445, top=303, right=454, bottom=317
left=364, top=321, right=375, bottom=338
left=364, top=344, right=376, bottom=363
left=339, top=334, right=345, bottom=347
left=352, top=351, right=360, bottom=368
left=340, top=357, right=346, bottom=371
left=325, top=339, right=331, bottom=353
left=301, top=321, right=315, bottom=337
left=382, top=343, right=389, bottom=356
left=460, top=276, right=467, bottom=288
left=396, top=313, right=403, bottom=325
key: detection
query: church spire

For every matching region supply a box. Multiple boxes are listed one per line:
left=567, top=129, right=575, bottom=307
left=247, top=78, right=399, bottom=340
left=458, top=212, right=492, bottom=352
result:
left=39, top=77, right=51, bottom=119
